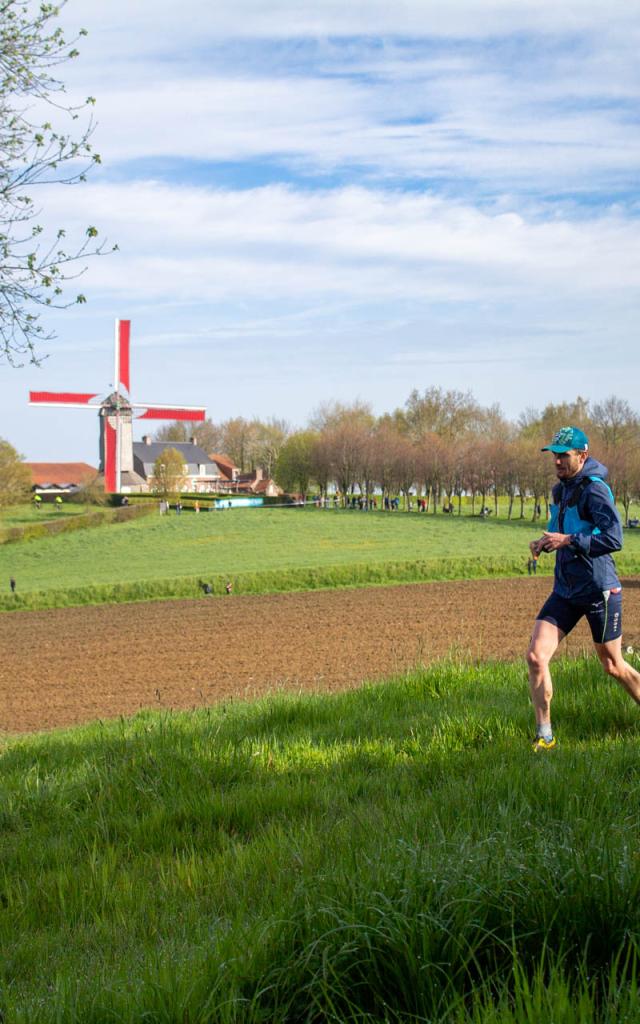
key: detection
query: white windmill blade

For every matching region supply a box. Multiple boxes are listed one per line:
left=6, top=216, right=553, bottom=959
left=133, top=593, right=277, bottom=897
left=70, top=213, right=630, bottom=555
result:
left=130, top=402, right=206, bottom=414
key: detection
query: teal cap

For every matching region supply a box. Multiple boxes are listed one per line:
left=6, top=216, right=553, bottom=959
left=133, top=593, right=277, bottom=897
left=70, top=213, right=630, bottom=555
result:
left=541, top=426, right=589, bottom=454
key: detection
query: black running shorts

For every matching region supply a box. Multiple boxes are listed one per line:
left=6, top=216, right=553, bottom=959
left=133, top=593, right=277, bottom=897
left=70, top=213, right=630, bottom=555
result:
left=536, top=588, right=622, bottom=644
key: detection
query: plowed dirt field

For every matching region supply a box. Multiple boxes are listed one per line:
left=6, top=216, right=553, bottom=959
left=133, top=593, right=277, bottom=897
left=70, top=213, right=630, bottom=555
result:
left=3, top=577, right=640, bottom=734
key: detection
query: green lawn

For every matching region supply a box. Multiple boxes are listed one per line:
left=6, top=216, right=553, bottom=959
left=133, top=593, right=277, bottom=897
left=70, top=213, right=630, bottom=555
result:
left=3, top=505, right=640, bottom=610
left=0, top=502, right=91, bottom=526
left=4, top=505, right=533, bottom=582
left=2, top=655, right=640, bottom=1022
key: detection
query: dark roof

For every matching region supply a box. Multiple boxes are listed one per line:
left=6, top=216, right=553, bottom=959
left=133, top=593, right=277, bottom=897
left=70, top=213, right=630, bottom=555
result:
left=132, top=441, right=211, bottom=463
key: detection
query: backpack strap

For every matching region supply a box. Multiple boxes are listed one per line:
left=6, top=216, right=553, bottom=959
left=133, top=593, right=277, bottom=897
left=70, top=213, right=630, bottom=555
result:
left=566, top=476, right=593, bottom=509
left=558, top=475, right=602, bottom=531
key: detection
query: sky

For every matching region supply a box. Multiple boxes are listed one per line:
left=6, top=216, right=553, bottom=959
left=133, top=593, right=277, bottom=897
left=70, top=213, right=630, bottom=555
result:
left=3, top=0, right=640, bottom=464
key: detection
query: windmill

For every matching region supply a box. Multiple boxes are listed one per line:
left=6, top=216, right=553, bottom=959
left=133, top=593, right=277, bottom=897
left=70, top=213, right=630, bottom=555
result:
left=29, top=320, right=206, bottom=493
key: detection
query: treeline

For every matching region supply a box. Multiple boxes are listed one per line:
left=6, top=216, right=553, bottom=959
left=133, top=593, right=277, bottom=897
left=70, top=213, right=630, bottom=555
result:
left=156, top=389, right=640, bottom=521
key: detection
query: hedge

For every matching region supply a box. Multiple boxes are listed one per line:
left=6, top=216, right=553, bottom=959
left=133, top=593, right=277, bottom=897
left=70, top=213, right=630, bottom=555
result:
left=0, top=503, right=155, bottom=546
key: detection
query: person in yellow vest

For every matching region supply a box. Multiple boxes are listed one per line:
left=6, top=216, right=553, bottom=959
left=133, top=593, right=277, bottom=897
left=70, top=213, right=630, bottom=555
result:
left=55, top=495, right=63, bottom=510
left=33, top=493, right=42, bottom=510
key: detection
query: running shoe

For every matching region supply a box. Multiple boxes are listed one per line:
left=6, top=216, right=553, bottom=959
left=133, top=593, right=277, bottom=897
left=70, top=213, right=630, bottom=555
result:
left=532, top=736, right=557, bottom=752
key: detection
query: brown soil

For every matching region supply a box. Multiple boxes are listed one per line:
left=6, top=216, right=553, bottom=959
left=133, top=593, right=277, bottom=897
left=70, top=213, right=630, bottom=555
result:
left=3, top=578, right=640, bottom=734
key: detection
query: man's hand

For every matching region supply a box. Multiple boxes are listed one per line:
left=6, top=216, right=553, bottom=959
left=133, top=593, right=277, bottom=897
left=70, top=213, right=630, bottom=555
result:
left=539, top=531, right=572, bottom=552
left=529, top=538, right=544, bottom=556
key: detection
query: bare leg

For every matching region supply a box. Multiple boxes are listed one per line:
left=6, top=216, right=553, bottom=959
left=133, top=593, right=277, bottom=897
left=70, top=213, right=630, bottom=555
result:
left=526, top=619, right=564, bottom=728
left=594, top=637, right=640, bottom=705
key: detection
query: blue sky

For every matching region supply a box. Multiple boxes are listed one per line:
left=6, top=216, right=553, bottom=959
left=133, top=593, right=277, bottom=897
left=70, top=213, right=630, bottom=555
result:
left=4, top=0, right=640, bottom=463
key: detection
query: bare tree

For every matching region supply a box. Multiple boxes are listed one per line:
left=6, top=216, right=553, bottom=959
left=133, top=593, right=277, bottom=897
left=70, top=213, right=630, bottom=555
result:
left=309, top=399, right=375, bottom=433
left=591, top=396, right=640, bottom=450
left=602, top=443, right=640, bottom=525
left=416, top=433, right=449, bottom=513
left=154, top=419, right=226, bottom=454
left=1, top=0, right=115, bottom=364
left=371, top=423, right=404, bottom=508
left=251, top=418, right=291, bottom=478
left=518, top=397, right=593, bottom=445
left=404, top=386, right=483, bottom=443
left=396, top=435, right=418, bottom=510
left=323, top=421, right=372, bottom=504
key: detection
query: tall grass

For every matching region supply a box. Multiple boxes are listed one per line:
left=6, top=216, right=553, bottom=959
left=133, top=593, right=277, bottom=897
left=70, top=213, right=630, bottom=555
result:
left=2, top=654, right=640, bottom=1021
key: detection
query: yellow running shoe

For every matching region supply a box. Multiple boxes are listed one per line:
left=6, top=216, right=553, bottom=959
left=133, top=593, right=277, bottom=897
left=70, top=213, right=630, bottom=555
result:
left=532, top=736, right=557, bottom=751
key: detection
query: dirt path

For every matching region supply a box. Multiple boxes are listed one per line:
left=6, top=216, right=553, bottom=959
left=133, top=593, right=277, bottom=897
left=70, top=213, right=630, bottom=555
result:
left=3, top=577, right=640, bottom=733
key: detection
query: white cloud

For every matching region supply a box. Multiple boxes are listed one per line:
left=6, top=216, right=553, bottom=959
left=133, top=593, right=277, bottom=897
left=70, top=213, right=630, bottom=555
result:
left=58, top=24, right=639, bottom=198
left=67, top=0, right=640, bottom=47
left=38, top=181, right=640, bottom=307
left=5, top=0, right=640, bottom=464
left=86, top=72, right=640, bottom=184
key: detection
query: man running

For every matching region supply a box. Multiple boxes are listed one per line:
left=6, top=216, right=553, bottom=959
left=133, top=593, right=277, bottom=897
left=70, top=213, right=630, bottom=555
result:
left=527, top=425, right=640, bottom=750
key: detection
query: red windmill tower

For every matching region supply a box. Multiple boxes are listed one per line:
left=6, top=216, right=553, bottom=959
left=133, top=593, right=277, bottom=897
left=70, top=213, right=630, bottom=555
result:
left=29, top=320, right=206, bottom=493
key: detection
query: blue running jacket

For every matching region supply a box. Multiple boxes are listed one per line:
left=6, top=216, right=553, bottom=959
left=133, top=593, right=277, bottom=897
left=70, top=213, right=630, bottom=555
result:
left=547, top=457, right=622, bottom=600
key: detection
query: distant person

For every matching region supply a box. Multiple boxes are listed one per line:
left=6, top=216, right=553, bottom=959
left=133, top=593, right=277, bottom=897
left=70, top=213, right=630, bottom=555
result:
left=527, top=555, right=538, bottom=576
left=33, top=494, right=42, bottom=510
left=55, top=495, right=63, bottom=510
left=225, top=580, right=233, bottom=595
left=10, top=577, right=16, bottom=593
left=194, top=500, right=200, bottom=513
left=527, top=426, right=640, bottom=751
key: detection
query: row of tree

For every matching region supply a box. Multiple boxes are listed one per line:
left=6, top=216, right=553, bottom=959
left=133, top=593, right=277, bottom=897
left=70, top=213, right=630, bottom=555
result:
left=156, top=390, right=640, bottom=520
left=4, top=390, right=639, bottom=513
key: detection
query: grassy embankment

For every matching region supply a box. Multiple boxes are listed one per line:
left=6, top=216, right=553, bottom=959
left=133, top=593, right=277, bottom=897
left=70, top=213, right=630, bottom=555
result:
left=2, top=655, right=640, bottom=1021
left=0, top=504, right=94, bottom=526
left=3, top=504, right=640, bottom=611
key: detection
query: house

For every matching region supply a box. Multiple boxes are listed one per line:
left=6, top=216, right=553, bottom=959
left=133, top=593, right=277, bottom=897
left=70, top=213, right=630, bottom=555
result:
left=209, top=457, right=282, bottom=498
left=132, top=437, right=229, bottom=493
left=234, top=467, right=283, bottom=498
left=208, top=452, right=240, bottom=486
left=128, top=438, right=283, bottom=496
left=26, top=462, right=98, bottom=498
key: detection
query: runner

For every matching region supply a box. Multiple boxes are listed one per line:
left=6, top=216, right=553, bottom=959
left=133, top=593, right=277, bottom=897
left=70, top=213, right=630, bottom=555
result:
left=527, top=425, right=640, bottom=750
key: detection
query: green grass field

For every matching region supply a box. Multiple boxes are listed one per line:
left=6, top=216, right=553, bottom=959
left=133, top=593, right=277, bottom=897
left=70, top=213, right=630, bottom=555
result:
left=0, top=503, right=92, bottom=526
left=2, top=655, right=640, bottom=1022
left=2, top=504, right=543, bottom=584
left=2, top=504, right=640, bottom=611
